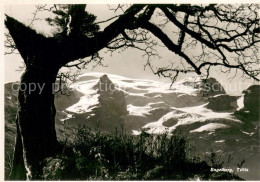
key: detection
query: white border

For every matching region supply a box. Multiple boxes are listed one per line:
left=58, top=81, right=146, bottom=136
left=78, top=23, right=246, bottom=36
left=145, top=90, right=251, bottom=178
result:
left=0, top=1, right=259, bottom=182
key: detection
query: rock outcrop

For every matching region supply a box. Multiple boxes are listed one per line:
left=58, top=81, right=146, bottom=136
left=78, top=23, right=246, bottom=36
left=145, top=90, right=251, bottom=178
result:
left=206, top=94, right=239, bottom=112
left=243, top=85, right=260, bottom=113
left=234, top=85, right=260, bottom=121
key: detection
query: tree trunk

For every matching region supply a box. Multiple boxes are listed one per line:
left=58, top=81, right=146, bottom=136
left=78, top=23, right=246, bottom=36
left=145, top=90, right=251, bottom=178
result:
left=9, top=66, right=59, bottom=180
left=4, top=7, right=147, bottom=179
left=9, top=116, right=26, bottom=180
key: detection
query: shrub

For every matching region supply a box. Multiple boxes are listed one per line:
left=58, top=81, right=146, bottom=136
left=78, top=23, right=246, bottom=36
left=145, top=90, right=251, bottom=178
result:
left=42, top=126, right=242, bottom=180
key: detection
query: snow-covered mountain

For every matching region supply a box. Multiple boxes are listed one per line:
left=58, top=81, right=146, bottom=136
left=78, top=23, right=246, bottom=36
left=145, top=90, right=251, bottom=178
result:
left=54, top=72, right=259, bottom=180
left=5, top=72, right=260, bottom=180
left=55, top=72, right=243, bottom=134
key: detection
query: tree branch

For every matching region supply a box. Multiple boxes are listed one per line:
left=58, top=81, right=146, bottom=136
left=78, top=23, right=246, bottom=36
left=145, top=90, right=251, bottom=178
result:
left=4, top=15, right=46, bottom=65
left=57, top=4, right=147, bottom=65
left=139, top=20, right=201, bottom=74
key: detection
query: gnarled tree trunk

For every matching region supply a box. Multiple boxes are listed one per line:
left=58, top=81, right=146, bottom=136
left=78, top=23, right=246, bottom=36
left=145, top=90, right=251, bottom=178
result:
left=5, top=16, right=62, bottom=180
left=9, top=66, right=59, bottom=179
left=5, top=5, right=146, bottom=180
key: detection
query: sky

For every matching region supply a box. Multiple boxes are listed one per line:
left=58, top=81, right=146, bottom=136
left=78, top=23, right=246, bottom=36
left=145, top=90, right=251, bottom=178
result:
left=3, top=4, right=259, bottom=95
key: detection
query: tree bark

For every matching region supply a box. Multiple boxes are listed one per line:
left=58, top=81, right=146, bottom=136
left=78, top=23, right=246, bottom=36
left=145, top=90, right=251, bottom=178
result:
left=9, top=116, right=26, bottom=180
left=9, top=66, right=59, bottom=180
left=5, top=14, right=63, bottom=180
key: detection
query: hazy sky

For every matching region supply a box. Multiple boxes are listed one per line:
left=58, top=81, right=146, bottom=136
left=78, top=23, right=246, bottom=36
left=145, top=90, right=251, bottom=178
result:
left=4, top=4, right=259, bottom=95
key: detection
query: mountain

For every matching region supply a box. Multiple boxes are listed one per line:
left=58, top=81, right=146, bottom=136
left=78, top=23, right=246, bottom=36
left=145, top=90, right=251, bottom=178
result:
left=4, top=73, right=260, bottom=180
left=56, top=73, right=229, bottom=132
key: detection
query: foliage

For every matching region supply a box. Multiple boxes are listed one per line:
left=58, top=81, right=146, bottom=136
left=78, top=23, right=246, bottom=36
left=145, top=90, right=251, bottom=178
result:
left=45, top=5, right=99, bottom=38
left=42, top=127, right=242, bottom=180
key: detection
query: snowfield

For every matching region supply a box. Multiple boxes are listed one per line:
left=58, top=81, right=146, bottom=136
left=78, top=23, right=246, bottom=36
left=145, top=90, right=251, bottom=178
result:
left=190, top=123, right=230, bottom=133
left=64, top=72, right=242, bottom=135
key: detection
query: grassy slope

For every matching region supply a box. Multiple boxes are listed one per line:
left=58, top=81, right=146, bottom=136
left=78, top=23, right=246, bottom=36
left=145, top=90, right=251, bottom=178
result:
left=42, top=127, right=242, bottom=180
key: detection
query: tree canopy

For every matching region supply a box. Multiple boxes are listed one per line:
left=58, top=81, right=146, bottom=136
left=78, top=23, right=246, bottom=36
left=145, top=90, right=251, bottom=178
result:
left=5, top=4, right=260, bottom=82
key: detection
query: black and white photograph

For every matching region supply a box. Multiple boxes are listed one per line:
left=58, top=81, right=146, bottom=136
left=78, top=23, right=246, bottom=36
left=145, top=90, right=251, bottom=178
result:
left=2, top=1, right=260, bottom=181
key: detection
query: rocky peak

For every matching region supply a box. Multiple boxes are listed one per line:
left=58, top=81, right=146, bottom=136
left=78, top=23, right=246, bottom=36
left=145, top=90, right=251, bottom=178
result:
left=181, top=77, right=226, bottom=97
left=92, top=74, right=128, bottom=131
left=179, top=77, right=226, bottom=96
left=94, top=74, right=116, bottom=93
